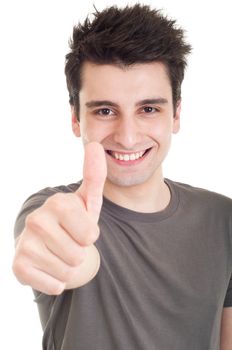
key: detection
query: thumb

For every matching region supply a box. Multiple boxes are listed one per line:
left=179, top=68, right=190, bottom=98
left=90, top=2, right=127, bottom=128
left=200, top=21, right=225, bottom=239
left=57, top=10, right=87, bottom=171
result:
left=77, top=142, right=107, bottom=222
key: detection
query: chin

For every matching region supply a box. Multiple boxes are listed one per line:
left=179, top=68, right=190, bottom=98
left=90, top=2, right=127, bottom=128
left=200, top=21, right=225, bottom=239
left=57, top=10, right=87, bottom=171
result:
left=106, top=172, right=156, bottom=188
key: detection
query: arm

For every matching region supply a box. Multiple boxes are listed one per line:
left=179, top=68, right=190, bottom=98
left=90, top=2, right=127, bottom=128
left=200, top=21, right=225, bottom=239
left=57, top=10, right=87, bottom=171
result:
left=220, top=307, right=232, bottom=350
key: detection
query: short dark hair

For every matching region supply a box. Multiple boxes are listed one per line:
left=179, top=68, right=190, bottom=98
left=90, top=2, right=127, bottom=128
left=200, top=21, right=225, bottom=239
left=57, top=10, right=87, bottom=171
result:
left=65, top=4, right=191, bottom=120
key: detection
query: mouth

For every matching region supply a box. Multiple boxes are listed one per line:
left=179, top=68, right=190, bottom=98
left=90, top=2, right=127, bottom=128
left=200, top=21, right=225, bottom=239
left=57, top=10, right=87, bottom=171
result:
left=105, top=147, right=152, bottom=162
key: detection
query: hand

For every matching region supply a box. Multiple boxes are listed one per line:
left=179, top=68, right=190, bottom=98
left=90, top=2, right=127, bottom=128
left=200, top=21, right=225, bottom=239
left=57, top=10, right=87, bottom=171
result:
left=12, top=142, right=107, bottom=295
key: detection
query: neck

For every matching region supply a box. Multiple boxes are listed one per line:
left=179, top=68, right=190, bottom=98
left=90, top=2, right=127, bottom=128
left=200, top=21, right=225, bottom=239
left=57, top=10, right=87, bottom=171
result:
left=103, top=171, right=171, bottom=213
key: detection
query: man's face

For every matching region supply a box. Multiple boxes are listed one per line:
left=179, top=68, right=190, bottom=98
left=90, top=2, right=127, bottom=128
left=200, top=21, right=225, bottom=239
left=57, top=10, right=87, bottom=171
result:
left=72, top=61, right=180, bottom=188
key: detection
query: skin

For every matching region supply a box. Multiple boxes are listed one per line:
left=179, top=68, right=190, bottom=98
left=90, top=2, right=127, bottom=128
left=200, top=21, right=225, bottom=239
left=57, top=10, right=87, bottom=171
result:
left=72, top=61, right=181, bottom=213
left=220, top=308, right=232, bottom=349
left=13, top=142, right=107, bottom=294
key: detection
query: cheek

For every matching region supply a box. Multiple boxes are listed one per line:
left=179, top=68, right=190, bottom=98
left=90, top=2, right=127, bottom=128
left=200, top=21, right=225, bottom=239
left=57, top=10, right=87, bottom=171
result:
left=78, top=119, right=93, bottom=144
left=80, top=127, right=96, bottom=145
left=150, top=120, right=173, bottom=141
left=80, top=119, right=110, bottom=144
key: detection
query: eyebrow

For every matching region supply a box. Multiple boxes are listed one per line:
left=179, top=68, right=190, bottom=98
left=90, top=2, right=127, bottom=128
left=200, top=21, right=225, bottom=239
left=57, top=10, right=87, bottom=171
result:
left=135, top=98, right=168, bottom=106
left=85, top=98, right=168, bottom=108
left=86, top=100, right=118, bottom=108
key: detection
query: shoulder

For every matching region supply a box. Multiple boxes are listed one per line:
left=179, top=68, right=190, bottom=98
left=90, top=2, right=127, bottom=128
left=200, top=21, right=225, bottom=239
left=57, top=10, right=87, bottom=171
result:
left=21, top=181, right=82, bottom=208
left=166, top=178, right=232, bottom=217
left=27, top=181, right=82, bottom=202
left=14, top=181, right=82, bottom=238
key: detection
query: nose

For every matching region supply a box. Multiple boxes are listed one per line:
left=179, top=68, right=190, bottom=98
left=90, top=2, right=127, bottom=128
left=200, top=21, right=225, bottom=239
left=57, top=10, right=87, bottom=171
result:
left=113, top=115, right=142, bottom=150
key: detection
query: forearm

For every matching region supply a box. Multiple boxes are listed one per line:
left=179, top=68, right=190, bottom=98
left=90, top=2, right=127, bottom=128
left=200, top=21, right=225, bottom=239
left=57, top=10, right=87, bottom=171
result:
left=220, top=307, right=232, bottom=350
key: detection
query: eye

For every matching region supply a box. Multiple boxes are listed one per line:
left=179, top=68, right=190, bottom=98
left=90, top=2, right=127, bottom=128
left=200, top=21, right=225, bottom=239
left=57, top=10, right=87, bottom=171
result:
left=143, top=106, right=158, bottom=113
left=97, top=108, right=114, bottom=116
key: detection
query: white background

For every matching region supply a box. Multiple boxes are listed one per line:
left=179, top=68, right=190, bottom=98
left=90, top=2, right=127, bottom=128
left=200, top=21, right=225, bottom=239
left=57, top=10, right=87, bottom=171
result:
left=0, top=0, right=231, bottom=348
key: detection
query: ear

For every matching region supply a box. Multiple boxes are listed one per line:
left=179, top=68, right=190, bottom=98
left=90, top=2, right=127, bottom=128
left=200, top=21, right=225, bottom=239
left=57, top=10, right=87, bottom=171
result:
left=172, top=99, right=181, bottom=134
left=71, top=106, right=81, bottom=137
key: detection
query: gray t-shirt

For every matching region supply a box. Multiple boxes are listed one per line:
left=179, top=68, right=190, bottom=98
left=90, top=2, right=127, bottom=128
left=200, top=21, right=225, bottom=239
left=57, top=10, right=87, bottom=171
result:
left=14, top=179, right=232, bottom=350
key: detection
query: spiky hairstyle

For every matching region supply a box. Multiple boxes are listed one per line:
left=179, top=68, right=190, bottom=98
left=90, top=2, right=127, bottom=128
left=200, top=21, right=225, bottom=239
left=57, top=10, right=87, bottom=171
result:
left=65, top=4, right=191, bottom=119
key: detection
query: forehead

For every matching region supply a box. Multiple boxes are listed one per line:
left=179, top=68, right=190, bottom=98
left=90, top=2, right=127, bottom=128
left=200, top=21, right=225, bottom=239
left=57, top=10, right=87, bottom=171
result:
left=79, top=61, right=172, bottom=101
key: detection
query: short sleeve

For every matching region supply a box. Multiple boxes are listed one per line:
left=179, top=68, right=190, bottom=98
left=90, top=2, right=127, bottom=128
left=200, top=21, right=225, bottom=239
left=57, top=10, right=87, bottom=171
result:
left=13, top=182, right=81, bottom=330
left=224, top=274, right=232, bottom=307
left=14, top=190, right=52, bottom=239
left=14, top=182, right=80, bottom=239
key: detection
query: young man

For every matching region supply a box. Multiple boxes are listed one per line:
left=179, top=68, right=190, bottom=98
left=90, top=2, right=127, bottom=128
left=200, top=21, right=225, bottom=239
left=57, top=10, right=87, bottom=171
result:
left=13, top=4, right=232, bottom=350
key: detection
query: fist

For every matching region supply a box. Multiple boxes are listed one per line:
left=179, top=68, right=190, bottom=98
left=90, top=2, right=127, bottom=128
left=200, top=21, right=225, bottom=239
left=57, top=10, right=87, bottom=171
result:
left=12, top=142, right=107, bottom=295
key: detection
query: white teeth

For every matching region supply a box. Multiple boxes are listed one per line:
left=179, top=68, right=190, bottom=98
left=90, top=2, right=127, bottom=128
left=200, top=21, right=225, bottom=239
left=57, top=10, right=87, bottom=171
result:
left=110, top=150, right=146, bottom=161
left=124, top=154, right=130, bottom=161
left=135, top=153, right=139, bottom=159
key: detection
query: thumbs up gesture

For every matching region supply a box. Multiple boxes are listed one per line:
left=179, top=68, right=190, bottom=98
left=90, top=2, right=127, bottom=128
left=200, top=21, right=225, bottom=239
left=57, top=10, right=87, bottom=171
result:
left=13, top=142, right=107, bottom=295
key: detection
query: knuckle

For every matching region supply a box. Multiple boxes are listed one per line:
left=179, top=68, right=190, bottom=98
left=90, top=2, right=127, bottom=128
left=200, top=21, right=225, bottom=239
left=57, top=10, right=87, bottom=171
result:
left=15, top=233, right=38, bottom=259
left=46, top=193, right=68, bottom=213
left=12, top=259, right=30, bottom=284
left=12, top=258, right=21, bottom=277
left=20, top=268, right=31, bottom=284
left=25, top=211, right=43, bottom=231
left=17, top=237, right=32, bottom=255
left=46, top=193, right=85, bottom=217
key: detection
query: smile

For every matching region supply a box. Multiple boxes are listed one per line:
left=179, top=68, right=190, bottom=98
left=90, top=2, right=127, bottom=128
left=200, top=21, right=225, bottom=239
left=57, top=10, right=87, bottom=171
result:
left=106, top=148, right=152, bottom=162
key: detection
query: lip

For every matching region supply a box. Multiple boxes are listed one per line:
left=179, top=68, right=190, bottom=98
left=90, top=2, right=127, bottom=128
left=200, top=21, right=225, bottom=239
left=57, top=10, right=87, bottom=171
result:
left=105, top=147, right=152, bottom=166
left=106, top=149, right=146, bottom=155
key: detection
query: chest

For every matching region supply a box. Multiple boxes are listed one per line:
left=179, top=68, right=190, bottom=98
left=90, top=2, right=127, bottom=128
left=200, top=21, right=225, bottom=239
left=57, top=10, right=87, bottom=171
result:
left=96, top=216, right=230, bottom=316
left=48, top=216, right=230, bottom=350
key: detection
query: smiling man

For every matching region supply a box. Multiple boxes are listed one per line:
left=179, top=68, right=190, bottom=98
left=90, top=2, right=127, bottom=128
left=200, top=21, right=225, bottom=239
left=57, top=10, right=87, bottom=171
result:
left=75, top=61, right=179, bottom=212
left=13, top=4, right=232, bottom=350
